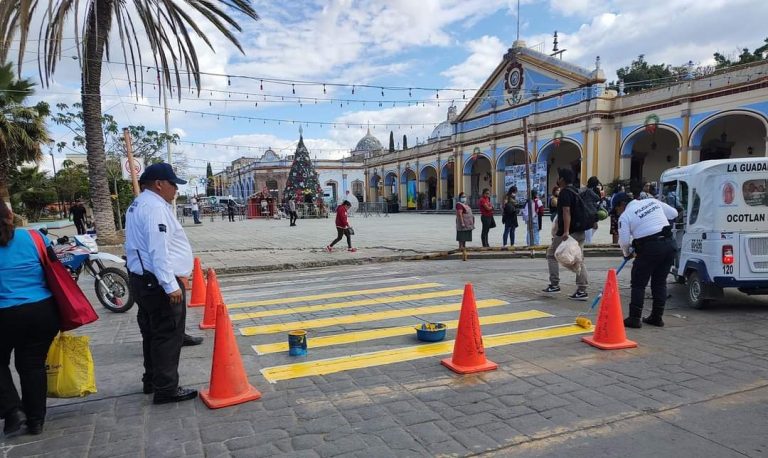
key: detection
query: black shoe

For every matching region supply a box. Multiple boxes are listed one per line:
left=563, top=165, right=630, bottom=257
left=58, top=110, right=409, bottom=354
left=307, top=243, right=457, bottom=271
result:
left=182, top=334, right=204, bottom=346
left=542, top=285, right=561, bottom=293
left=642, top=315, right=665, bottom=327
left=624, top=317, right=642, bottom=328
left=3, top=408, right=26, bottom=436
left=143, top=382, right=154, bottom=394
left=569, top=291, right=588, bottom=301
left=153, top=387, right=198, bottom=405
left=26, top=420, right=43, bottom=435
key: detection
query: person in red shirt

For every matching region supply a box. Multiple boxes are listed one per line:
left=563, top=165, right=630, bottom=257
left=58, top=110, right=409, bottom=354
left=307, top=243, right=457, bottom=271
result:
left=478, top=188, right=495, bottom=247
left=326, top=200, right=356, bottom=252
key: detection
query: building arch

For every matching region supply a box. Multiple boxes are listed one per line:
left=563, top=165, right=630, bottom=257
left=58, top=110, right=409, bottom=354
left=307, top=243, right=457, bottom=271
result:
left=462, top=152, right=492, bottom=175
left=537, top=137, right=583, bottom=190
left=689, top=109, right=768, bottom=162
left=620, top=124, right=682, bottom=191
left=496, top=147, right=530, bottom=171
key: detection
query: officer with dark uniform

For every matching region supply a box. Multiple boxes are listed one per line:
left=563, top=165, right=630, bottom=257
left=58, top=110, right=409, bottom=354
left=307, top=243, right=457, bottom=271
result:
left=615, top=192, right=679, bottom=328
left=125, top=163, right=197, bottom=404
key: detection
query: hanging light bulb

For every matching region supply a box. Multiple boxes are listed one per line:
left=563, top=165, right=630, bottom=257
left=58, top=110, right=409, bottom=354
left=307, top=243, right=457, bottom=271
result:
left=436, top=90, right=439, bottom=99
left=323, top=84, right=326, bottom=94
left=462, top=91, right=466, bottom=99
left=228, top=76, right=231, bottom=86
left=381, top=87, right=384, bottom=97
left=260, top=80, right=263, bottom=90
left=292, top=84, right=295, bottom=94
left=352, top=85, right=355, bottom=94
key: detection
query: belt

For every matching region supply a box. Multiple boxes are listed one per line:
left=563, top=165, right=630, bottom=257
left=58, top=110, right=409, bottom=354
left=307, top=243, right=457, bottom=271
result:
left=635, top=230, right=671, bottom=244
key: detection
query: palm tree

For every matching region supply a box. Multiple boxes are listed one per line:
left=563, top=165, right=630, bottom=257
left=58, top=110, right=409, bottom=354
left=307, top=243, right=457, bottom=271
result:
left=0, top=62, right=51, bottom=207
left=2, top=1, right=258, bottom=243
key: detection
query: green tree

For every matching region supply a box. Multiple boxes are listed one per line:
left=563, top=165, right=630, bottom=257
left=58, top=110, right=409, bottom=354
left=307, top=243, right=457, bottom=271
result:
left=11, top=166, right=56, bottom=222
left=714, top=38, right=768, bottom=69
left=389, top=131, right=395, bottom=153
left=3, top=0, right=259, bottom=244
left=0, top=62, right=51, bottom=207
left=53, top=160, right=90, bottom=205
left=615, top=55, right=675, bottom=93
left=206, top=162, right=215, bottom=196
left=402, top=134, right=408, bottom=150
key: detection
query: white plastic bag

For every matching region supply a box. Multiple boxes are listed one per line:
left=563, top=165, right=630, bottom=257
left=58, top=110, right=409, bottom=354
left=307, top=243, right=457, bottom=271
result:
left=555, top=237, right=583, bottom=272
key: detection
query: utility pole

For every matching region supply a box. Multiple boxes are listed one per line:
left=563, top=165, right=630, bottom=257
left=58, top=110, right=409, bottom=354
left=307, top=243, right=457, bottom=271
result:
left=523, top=117, right=534, bottom=258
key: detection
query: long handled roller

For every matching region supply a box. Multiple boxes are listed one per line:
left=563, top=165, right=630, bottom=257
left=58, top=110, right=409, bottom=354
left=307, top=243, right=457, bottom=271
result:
left=575, top=255, right=633, bottom=329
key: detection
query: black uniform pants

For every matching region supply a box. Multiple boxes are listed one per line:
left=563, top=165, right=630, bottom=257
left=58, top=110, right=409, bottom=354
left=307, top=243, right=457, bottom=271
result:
left=74, top=218, right=86, bottom=235
left=629, top=238, right=677, bottom=318
left=0, top=298, right=59, bottom=423
left=290, top=211, right=298, bottom=225
left=228, top=208, right=235, bottom=222
left=130, top=275, right=186, bottom=395
left=480, top=215, right=493, bottom=247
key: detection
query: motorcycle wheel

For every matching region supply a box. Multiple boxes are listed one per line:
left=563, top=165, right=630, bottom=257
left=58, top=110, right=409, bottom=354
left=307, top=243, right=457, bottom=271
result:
left=95, top=267, right=134, bottom=313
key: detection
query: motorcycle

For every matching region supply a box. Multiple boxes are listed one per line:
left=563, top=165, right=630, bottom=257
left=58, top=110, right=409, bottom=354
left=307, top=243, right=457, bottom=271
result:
left=40, top=229, right=134, bottom=313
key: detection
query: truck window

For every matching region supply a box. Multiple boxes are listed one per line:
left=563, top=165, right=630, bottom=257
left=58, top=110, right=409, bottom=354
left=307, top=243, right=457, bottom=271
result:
left=678, top=181, right=688, bottom=210
left=689, top=189, right=701, bottom=225
left=742, top=179, right=767, bottom=207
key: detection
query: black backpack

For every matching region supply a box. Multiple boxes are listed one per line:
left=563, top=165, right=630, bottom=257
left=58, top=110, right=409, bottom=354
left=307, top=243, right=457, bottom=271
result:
left=564, top=187, right=599, bottom=233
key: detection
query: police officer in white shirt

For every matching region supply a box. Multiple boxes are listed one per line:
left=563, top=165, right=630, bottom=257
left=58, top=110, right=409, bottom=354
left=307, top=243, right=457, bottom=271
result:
left=615, top=192, right=678, bottom=329
left=125, top=163, right=198, bottom=404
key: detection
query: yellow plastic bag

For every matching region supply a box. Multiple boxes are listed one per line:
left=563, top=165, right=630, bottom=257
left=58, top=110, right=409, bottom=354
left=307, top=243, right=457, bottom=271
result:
left=46, top=333, right=97, bottom=398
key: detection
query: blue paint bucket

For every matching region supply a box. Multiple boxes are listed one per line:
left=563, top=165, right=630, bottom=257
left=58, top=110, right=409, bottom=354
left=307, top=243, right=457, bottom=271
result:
left=288, top=330, right=308, bottom=356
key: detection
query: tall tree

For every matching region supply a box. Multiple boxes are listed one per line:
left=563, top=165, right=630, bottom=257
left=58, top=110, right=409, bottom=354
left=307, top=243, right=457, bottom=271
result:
left=714, top=38, right=768, bottom=69
left=11, top=166, right=56, bottom=222
left=0, top=62, right=51, bottom=206
left=402, top=134, right=408, bottom=150
left=206, top=162, right=215, bottom=196
left=615, top=55, right=674, bottom=93
left=3, top=1, right=259, bottom=244
left=389, top=131, right=395, bottom=153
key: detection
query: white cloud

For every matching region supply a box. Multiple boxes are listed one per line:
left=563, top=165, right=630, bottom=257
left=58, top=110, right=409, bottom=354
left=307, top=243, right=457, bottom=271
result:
left=441, top=35, right=508, bottom=88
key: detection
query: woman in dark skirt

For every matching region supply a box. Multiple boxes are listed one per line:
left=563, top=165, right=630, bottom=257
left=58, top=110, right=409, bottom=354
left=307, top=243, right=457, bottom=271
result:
left=455, top=192, right=474, bottom=261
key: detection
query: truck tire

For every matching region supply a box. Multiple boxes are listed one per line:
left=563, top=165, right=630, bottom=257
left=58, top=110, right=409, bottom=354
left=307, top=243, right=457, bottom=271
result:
left=686, top=271, right=709, bottom=309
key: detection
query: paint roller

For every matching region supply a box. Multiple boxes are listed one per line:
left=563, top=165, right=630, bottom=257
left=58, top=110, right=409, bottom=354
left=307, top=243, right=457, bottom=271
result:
left=575, top=254, right=633, bottom=329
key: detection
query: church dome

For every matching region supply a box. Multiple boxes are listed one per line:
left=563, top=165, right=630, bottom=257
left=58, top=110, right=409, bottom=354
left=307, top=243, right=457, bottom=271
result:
left=428, top=105, right=457, bottom=142
left=354, top=128, right=383, bottom=152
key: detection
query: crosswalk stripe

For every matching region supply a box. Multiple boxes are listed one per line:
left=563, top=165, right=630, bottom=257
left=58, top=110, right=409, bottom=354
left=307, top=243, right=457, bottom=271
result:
left=251, top=310, right=554, bottom=355
left=230, top=289, right=464, bottom=321
left=238, top=298, right=508, bottom=336
left=260, top=324, right=592, bottom=382
left=227, top=282, right=443, bottom=309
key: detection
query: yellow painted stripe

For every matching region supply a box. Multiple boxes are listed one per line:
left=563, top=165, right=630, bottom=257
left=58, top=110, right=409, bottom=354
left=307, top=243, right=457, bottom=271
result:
left=252, top=310, right=554, bottom=355
left=239, top=299, right=508, bottom=336
left=260, top=324, right=592, bottom=382
left=231, top=289, right=464, bottom=321
left=227, top=282, right=443, bottom=309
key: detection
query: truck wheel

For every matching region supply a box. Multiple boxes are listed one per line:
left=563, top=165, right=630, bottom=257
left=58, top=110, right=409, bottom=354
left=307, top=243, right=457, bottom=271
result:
left=686, top=271, right=709, bottom=309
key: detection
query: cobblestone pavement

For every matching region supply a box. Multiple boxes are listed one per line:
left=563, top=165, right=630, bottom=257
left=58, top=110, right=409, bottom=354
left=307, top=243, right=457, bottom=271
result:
left=2, top=257, right=766, bottom=457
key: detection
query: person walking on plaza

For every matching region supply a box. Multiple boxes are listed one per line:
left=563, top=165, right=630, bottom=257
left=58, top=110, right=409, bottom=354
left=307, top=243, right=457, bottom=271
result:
left=288, top=196, right=298, bottom=226
left=227, top=198, right=236, bottom=222
left=614, top=192, right=678, bottom=328
left=190, top=197, right=202, bottom=225
left=478, top=188, right=495, bottom=247
left=326, top=200, right=355, bottom=252
left=549, top=186, right=560, bottom=222
left=125, top=163, right=198, bottom=405
left=501, top=187, right=518, bottom=247
left=520, top=189, right=543, bottom=246
left=69, top=200, right=87, bottom=235
left=583, top=177, right=603, bottom=245
left=543, top=168, right=589, bottom=300
left=455, top=192, right=474, bottom=261
left=0, top=201, right=60, bottom=436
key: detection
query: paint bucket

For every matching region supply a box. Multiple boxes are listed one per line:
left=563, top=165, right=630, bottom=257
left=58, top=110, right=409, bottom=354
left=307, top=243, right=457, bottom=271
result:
left=288, top=330, right=308, bottom=356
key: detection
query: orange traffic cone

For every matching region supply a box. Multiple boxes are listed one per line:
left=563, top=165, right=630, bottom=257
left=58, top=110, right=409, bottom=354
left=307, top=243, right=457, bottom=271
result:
left=200, top=299, right=262, bottom=409
left=200, top=268, right=222, bottom=330
left=582, top=269, right=638, bottom=350
left=441, top=283, right=498, bottom=374
left=189, top=258, right=206, bottom=307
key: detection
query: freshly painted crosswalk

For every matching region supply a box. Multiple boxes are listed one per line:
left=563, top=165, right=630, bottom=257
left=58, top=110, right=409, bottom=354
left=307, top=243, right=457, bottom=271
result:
left=260, top=324, right=591, bottom=382
left=238, top=299, right=509, bottom=336
left=227, top=282, right=443, bottom=309
left=251, top=310, right=554, bottom=355
left=230, top=289, right=464, bottom=322
left=225, top=278, right=591, bottom=383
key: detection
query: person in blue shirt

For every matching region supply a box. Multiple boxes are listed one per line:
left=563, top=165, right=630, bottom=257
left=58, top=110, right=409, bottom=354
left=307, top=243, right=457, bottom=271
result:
left=0, top=201, right=60, bottom=436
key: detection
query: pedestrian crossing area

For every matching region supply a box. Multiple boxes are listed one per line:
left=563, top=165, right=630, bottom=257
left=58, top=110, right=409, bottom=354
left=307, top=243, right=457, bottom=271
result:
left=219, top=271, right=591, bottom=383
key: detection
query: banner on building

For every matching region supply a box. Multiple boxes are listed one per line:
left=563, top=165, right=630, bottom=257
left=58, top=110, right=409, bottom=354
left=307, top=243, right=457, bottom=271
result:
left=504, top=164, right=547, bottom=204
left=121, top=157, right=145, bottom=180
left=407, top=180, right=417, bottom=209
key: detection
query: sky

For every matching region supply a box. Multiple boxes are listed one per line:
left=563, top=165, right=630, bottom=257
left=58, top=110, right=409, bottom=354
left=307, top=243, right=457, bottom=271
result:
left=10, top=0, right=768, bottom=181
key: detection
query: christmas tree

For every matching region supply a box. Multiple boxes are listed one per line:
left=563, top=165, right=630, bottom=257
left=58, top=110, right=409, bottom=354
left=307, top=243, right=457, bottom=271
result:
left=283, top=128, right=322, bottom=203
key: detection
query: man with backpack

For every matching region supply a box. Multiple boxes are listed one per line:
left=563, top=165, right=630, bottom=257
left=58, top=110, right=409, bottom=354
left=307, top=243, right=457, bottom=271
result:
left=543, top=168, right=590, bottom=300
